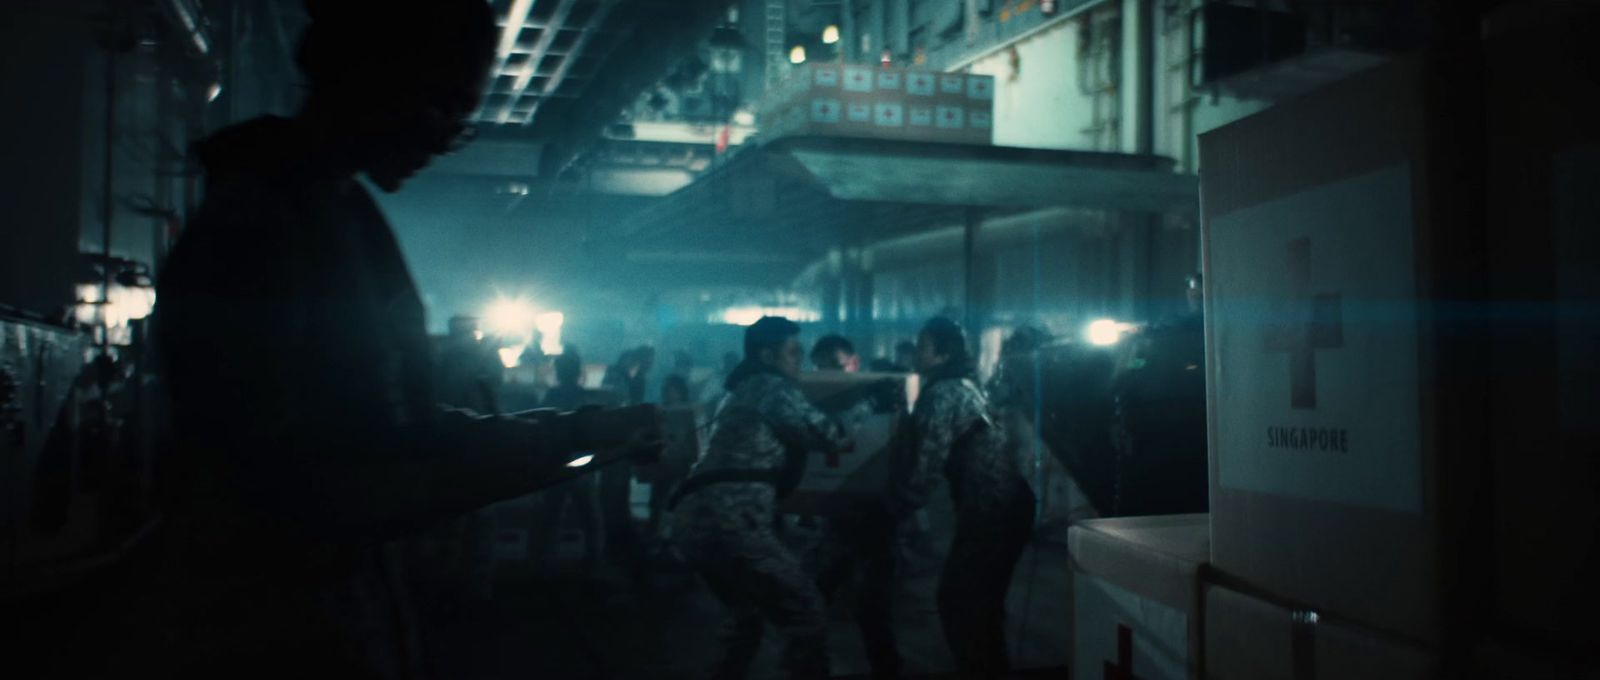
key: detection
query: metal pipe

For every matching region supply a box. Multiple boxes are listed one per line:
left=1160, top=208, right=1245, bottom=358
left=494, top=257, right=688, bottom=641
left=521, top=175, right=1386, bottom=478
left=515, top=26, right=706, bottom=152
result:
left=1136, top=0, right=1155, bottom=154
left=101, top=40, right=117, bottom=352
left=889, top=0, right=910, bottom=57
left=963, top=207, right=981, bottom=329
left=841, top=0, right=856, bottom=62
left=163, top=0, right=210, bottom=55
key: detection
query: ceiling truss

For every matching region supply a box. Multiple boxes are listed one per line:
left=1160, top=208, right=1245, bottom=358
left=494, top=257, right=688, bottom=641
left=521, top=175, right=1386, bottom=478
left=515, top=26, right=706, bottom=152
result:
left=478, top=0, right=626, bottom=126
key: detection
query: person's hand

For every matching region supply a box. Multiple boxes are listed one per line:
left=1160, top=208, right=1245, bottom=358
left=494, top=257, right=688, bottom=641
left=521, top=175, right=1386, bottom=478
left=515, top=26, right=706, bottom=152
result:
left=867, top=378, right=905, bottom=414
left=848, top=497, right=903, bottom=539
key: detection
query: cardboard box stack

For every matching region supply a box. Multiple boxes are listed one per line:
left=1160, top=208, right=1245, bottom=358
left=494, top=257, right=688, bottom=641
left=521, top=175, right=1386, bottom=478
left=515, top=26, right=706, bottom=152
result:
left=1200, top=55, right=1449, bottom=665
left=759, top=64, right=994, bottom=145
left=1198, top=6, right=1599, bottom=675
left=1068, top=514, right=1209, bottom=680
left=780, top=371, right=918, bottom=517
left=1204, top=586, right=1436, bottom=680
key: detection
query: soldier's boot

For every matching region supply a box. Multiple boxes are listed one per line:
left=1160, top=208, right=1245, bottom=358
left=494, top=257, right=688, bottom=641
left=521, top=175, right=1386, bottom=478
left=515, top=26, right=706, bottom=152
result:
left=780, top=632, right=830, bottom=680
left=711, top=611, right=764, bottom=680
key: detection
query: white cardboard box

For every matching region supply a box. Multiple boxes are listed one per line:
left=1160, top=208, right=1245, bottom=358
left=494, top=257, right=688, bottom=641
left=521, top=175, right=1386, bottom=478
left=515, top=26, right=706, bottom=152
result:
left=1202, top=17, right=1600, bottom=650
left=1069, top=514, right=1209, bottom=680
left=1203, top=7, right=1600, bottom=649
left=1201, top=57, right=1438, bottom=641
left=1205, top=584, right=1435, bottom=680
left=780, top=371, right=918, bottom=516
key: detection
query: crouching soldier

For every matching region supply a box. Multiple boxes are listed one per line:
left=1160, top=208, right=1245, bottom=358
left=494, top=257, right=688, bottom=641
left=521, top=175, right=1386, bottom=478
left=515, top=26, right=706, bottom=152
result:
left=670, top=317, right=871, bottom=680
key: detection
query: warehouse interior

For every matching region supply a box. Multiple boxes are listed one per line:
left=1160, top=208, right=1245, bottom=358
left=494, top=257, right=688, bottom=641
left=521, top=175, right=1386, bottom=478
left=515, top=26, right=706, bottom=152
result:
left=1, top=0, right=1596, bottom=678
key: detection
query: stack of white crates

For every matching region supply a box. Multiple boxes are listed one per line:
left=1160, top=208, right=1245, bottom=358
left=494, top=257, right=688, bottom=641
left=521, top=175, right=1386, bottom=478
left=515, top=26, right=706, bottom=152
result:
left=759, top=64, right=995, bottom=146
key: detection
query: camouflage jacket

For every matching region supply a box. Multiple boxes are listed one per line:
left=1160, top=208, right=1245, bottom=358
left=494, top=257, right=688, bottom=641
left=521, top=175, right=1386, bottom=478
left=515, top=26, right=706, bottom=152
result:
left=674, top=371, right=867, bottom=536
left=891, top=376, right=1029, bottom=518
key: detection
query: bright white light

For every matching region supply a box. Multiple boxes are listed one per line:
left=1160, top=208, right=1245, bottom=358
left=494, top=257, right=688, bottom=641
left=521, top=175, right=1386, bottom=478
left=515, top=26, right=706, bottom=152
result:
left=789, top=45, right=807, bottom=64
left=733, top=109, right=756, bottom=126
left=822, top=25, right=840, bottom=44
left=723, top=307, right=765, bottom=326
left=719, top=306, right=820, bottom=326
left=482, top=298, right=537, bottom=340
left=206, top=82, right=222, bottom=103
left=108, top=285, right=156, bottom=326
left=1086, top=319, right=1130, bottom=347
left=498, top=345, right=524, bottom=369
left=536, top=311, right=565, bottom=355
left=73, top=283, right=155, bottom=331
left=566, top=454, right=595, bottom=468
left=74, top=284, right=102, bottom=325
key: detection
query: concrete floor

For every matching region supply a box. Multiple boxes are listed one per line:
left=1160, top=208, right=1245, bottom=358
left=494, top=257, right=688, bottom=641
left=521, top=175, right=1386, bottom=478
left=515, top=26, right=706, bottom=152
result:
left=412, top=509, right=1073, bottom=680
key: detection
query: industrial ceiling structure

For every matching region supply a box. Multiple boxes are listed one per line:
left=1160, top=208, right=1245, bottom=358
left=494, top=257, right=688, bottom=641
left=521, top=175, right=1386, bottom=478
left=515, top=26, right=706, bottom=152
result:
left=477, top=0, right=622, bottom=126
left=469, top=0, right=732, bottom=178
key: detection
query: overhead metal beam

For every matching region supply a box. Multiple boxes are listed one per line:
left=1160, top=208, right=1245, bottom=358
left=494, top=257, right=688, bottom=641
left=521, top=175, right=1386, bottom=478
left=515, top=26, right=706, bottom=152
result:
left=524, top=0, right=620, bottom=125
left=479, top=0, right=536, bottom=121
left=502, top=0, right=579, bottom=123
left=535, top=0, right=729, bottom=177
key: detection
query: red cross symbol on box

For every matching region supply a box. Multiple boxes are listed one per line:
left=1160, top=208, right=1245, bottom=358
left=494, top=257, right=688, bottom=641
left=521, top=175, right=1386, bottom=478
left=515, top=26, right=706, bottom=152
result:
left=1264, top=237, right=1344, bottom=409
left=1104, top=624, right=1144, bottom=680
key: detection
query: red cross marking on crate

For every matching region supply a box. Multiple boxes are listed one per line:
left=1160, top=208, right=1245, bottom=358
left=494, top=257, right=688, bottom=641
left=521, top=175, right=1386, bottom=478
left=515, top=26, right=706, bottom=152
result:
left=1104, top=624, right=1143, bottom=680
left=1263, top=237, right=1344, bottom=409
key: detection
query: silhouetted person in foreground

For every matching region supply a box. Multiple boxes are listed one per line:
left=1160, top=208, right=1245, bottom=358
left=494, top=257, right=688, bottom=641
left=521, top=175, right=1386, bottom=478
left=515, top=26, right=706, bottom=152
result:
left=55, top=2, right=656, bottom=678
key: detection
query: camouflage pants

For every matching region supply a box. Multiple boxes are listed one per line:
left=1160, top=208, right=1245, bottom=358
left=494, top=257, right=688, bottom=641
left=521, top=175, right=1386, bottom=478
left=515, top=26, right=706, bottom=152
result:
left=939, top=487, right=1036, bottom=680
left=676, top=514, right=830, bottom=680
left=808, top=516, right=902, bottom=679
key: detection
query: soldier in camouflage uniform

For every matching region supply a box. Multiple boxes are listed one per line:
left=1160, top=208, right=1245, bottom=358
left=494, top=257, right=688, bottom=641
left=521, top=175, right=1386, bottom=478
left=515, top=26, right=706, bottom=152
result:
left=671, top=317, right=871, bottom=680
left=889, top=317, right=1036, bottom=679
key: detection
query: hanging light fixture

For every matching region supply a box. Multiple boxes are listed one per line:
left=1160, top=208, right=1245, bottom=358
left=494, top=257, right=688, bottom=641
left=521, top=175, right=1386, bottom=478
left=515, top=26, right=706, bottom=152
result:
left=789, top=45, right=807, bottom=64
left=821, top=25, right=840, bottom=44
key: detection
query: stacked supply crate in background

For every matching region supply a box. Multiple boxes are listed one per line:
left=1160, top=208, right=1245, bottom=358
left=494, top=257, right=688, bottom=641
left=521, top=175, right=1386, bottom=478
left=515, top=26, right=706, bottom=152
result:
left=1198, top=5, right=1599, bottom=677
left=759, top=64, right=994, bottom=145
